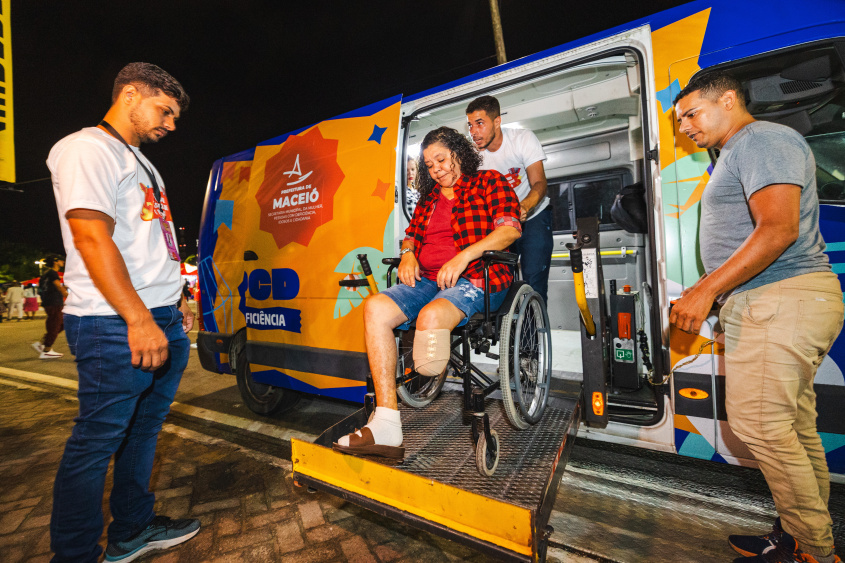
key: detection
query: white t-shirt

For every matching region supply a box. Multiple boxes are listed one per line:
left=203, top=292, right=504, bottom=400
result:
left=47, top=127, right=181, bottom=316
left=478, top=127, right=548, bottom=219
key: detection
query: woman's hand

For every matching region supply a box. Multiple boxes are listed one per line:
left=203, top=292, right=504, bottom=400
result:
left=398, top=253, right=421, bottom=287
left=437, top=252, right=471, bottom=289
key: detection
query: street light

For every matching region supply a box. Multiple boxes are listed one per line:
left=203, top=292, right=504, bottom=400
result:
left=35, top=260, right=45, bottom=275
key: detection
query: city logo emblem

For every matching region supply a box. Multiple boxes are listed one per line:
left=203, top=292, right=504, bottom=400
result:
left=283, top=154, right=314, bottom=186
left=255, top=127, right=345, bottom=249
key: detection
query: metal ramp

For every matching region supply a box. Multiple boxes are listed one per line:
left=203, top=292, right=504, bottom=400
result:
left=292, top=382, right=581, bottom=562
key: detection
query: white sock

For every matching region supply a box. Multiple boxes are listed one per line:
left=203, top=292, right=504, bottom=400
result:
left=337, top=406, right=402, bottom=447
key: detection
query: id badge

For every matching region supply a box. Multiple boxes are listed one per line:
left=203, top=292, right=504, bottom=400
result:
left=158, top=216, right=181, bottom=261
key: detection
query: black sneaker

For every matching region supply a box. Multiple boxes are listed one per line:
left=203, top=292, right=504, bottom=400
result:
left=730, top=518, right=783, bottom=557
left=105, top=515, right=200, bottom=562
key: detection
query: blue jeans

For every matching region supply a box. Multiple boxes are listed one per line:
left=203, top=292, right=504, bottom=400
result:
left=50, top=305, right=189, bottom=563
left=382, top=277, right=508, bottom=331
left=513, top=207, right=553, bottom=304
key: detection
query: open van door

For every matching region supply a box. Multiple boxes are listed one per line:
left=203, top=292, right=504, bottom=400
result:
left=402, top=24, right=669, bottom=434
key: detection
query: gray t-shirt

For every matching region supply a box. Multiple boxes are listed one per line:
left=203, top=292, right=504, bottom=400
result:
left=700, top=121, right=830, bottom=297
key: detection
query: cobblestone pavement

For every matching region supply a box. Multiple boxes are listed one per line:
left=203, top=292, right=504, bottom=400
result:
left=0, top=379, right=590, bottom=563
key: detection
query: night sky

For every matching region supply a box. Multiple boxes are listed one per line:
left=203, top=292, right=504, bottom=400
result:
left=2, top=0, right=688, bottom=256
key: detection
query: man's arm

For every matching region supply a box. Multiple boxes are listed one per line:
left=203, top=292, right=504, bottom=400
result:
left=669, top=183, right=801, bottom=333
left=66, top=208, right=170, bottom=370
left=437, top=226, right=521, bottom=289
left=52, top=278, right=68, bottom=300
left=519, top=161, right=547, bottom=221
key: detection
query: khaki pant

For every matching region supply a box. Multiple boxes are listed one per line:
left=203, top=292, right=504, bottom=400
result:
left=721, top=271, right=844, bottom=554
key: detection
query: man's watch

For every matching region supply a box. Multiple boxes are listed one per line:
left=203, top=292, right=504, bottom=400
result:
left=399, top=247, right=412, bottom=257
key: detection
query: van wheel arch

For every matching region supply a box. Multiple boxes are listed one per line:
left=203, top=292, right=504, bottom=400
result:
left=231, top=330, right=298, bottom=416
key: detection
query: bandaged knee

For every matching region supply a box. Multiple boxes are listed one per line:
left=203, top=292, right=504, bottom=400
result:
left=413, top=329, right=451, bottom=377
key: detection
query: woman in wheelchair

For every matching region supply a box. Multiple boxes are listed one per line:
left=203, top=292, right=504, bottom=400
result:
left=334, top=126, right=522, bottom=459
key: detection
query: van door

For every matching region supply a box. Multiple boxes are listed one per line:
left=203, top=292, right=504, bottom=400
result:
left=400, top=25, right=669, bottom=430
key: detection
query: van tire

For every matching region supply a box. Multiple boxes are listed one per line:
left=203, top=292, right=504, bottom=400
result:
left=235, top=346, right=297, bottom=416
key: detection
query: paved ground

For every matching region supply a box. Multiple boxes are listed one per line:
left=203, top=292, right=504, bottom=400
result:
left=3, top=310, right=842, bottom=562
left=0, top=377, right=599, bottom=563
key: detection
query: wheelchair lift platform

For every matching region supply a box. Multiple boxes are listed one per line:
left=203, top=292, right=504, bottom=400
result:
left=292, top=380, right=581, bottom=562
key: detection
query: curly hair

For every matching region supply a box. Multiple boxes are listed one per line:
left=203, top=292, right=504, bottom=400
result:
left=416, top=126, right=482, bottom=200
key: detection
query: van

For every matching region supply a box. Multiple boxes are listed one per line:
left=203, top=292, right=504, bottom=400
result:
left=196, top=0, right=845, bottom=477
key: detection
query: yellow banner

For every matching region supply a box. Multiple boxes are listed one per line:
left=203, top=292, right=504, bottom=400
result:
left=0, top=0, right=13, bottom=183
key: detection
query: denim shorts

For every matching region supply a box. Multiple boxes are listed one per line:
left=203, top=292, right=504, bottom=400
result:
left=382, top=276, right=508, bottom=330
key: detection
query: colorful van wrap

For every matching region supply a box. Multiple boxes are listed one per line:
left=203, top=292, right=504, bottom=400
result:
left=199, top=97, right=402, bottom=401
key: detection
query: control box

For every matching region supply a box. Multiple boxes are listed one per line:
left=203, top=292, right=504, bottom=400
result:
left=609, top=286, right=641, bottom=390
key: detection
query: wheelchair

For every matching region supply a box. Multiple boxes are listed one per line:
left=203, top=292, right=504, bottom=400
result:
left=380, top=251, right=553, bottom=476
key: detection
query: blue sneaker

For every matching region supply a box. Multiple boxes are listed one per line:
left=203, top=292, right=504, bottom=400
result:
left=732, top=528, right=841, bottom=563
left=105, top=515, right=200, bottom=562
left=730, top=518, right=783, bottom=557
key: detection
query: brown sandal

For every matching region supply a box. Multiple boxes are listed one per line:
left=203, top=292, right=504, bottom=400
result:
left=333, top=427, right=405, bottom=459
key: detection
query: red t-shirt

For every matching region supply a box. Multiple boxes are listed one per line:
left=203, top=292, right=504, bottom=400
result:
left=418, top=192, right=457, bottom=280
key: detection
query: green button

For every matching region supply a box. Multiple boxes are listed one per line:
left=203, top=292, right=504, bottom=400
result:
left=615, top=348, right=634, bottom=362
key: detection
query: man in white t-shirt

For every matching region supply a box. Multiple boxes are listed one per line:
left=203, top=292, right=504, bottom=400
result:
left=47, top=63, right=200, bottom=563
left=467, top=95, right=552, bottom=304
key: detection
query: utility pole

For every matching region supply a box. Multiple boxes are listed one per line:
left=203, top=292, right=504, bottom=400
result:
left=489, top=0, right=507, bottom=65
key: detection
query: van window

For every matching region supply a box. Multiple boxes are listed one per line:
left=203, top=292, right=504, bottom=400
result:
left=548, top=170, right=633, bottom=233
left=716, top=43, right=845, bottom=204
left=807, top=132, right=845, bottom=202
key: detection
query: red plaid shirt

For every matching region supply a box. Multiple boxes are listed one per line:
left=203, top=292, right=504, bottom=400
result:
left=404, top=170, right=521, bottom=293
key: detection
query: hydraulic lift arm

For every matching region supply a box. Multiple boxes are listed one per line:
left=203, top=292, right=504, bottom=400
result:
left=567, top=217, right=610, bottom=428
left=568, top=247, right=596, bottom=337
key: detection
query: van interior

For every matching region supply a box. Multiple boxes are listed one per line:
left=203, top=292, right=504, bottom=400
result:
left=402, top=51, right=661, bottom=424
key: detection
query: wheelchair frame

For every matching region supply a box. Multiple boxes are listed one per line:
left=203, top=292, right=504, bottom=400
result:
left=378, top=250, right=552, bottom=475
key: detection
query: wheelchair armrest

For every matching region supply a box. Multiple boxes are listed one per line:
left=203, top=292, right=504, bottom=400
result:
left=481, top=250, right=518, bottom=266
left=382, top=257, right=402, bottom=289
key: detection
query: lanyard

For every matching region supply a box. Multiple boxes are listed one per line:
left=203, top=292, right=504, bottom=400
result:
left=99, top=120, right=161, bottom=203
left=99, top=120, right=181, bottom=262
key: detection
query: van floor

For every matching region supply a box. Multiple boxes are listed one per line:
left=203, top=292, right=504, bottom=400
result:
left=455, top=328, right=658, bottom=414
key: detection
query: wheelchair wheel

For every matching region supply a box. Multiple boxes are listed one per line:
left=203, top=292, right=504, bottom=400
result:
left=500, top=285, right=552, bottom=429
left=475, top=429, right=499, bottom=476
left=395, top=329, right=446, bottom=408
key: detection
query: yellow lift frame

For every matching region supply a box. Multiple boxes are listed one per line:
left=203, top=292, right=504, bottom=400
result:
left=292, top=383, right=581, bottom=562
